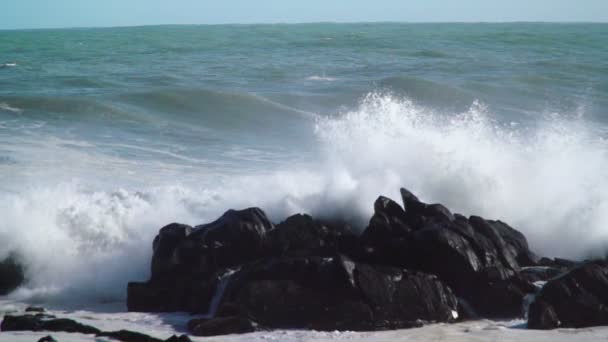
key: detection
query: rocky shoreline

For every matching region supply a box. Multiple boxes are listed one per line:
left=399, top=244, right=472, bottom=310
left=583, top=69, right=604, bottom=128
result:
left=3, top=187, right=608, bottom=339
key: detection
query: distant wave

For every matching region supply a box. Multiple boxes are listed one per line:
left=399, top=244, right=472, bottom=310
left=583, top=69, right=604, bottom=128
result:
left=0, top=102, right=23, bottom=113
left=379, top=76, right=475, bottom=111
left=307, top=75, right=337, bottom=82
left=0, top=62, right=17, bottom=68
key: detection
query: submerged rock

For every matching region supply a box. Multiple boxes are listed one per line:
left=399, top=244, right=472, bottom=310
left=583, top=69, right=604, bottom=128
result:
left=528, top=261, right=608, bottom=329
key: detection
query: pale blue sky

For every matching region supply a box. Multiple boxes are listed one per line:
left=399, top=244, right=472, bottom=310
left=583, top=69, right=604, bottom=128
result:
left=2, top=0, right=607, bottom=30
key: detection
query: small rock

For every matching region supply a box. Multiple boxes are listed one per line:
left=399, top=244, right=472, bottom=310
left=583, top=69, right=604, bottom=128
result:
left=165, top=335, right=193, bottom=342
left=189, top=316, right=255, bottom=336
left=96, top=329, right=163, bottom=342
left=37, top=336, right=57, bottom=342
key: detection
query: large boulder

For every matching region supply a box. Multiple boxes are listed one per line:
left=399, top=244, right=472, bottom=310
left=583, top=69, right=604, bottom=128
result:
left=264, top=214, right=362, bottom=259
left=361, top=196, right=411, bottom=245
left=129, top=208, right=273, bottom=313
left=215, top=255, right=457, bottom=332
left=360, top=188, right=538, bottom=318
left=528, top=261, right=608, bottom=329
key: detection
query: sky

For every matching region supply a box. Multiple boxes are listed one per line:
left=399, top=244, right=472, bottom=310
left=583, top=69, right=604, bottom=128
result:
left=2, top=0, right=607, bottom=30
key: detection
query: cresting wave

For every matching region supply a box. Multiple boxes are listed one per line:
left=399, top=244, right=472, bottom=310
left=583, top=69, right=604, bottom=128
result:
left=2, top=92, right=608, bottom=306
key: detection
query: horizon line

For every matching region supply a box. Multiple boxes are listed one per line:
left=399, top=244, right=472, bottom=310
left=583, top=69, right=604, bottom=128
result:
left=2, top=20, right=607, bottom=31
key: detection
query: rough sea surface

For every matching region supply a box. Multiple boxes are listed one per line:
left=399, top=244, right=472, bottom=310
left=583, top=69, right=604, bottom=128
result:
left=0, top=23, right=607, bottom=320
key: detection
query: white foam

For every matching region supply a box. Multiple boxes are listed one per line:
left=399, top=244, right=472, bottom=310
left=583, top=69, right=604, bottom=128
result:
left=307, top=75, right=337, bottom=82
left=2, top=92, right=608, bottom=305
left=0, top=102, right=23, bottom=113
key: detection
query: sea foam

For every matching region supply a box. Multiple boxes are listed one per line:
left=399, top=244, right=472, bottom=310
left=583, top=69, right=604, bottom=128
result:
left=2, top=93, right=608, bottom=305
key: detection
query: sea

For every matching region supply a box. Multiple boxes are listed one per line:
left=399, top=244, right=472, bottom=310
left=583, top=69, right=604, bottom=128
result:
left=0, top=23, right=607, bottom=339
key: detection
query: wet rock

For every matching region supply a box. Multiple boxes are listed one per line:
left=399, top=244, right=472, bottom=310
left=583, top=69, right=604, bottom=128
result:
left=151, top=223, right=193, bottom=281
left=190, top=208, right=273, bottom=269
left=189, top=316, right=255, bottom=337
left=265, top=214, right=361, bottom=259
left=360, top=189, right=538, bottom=318
left=96, top=330, right=163, bottom=342
left=218, top=255, right=457, bottom=331
left=165, top=335, right=193, bottom=342
left=361, top=196, right=411, bottom=245
left=25, top=306, right=46, bottom=313
left=37, top=336, right=57, bottom=342
left=1, top=314, right=100, bottom=334
left=528, top=261, right=608, bottom=329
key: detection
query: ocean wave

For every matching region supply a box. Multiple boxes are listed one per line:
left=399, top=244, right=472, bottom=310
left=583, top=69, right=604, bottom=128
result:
left=306, top=75, right=337, bottom=82
left=0, top=63, right=17, bottom=68
left=2, top=92, right=608, bottom=306
left=0, top=102, right=23, bottom=114
left=379, top=76, right=475, bottom=111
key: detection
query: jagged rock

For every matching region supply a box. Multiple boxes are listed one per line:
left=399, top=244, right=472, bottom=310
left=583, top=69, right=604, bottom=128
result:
left=129, top=208, right=272, bottom=313
left=189, top=316, right=255, bottom=336
left=360, top=188, right=538, bottom=318
left=0, top=253, right=25, bottom=295
left=96, top=330, right=163, bottom=342
left=151, top=223, right=193, bottom=281
left=528, top=261, right=608, bottom=329
left=265, top=214, right=361, bottom=259
left=25, top=306, right=46, bottom=313
left=216, top=255, right=457, bottom=331
left=1, top=314, right=100, bottom=334
left=128, top=186, right=549, bottom=332
left=190, top=208, right=273, bottom=269
left=361, top=196, right=411, bottom=244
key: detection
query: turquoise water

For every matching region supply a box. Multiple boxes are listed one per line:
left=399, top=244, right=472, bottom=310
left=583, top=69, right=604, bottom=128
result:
left=0, top=23, right=607, bottom=303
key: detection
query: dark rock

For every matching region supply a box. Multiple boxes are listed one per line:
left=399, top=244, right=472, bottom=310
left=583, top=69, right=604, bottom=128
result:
left=190, top=208, right=273, bottom=269
left=218, top=255, right=457, bottom=331
left=1, top=314, right=100, bottom=334
left=151, top=223, right=192, bottom=281
left=165, top=335, right=193, bottom=342
left=37, top=336, right=57, bottom=342
left=528, top=261, right=608, bottom=329
left=96, top=330, right=163, bottom=342
left=528, top=300, right=560, bottom=329
left=361, top=196, right=411, bottom=244
left=488, top=220, right=539, bottom=266
left=129, top=187, right=547, bottom=331
left=265, top=214, right=361, bottom=259
left=0, top=253, right=25, bottom=295
left=360, top=188, right=538, bottom=318
left=25, top=306, right=46, bottom=313
left=189, top=316, right=255, bottom=337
